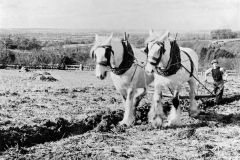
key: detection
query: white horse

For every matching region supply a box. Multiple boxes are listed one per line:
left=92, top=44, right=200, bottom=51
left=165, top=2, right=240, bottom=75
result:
left=145, top=29, right=200, bottom=127
left=91, top=33, right=154, bottom=126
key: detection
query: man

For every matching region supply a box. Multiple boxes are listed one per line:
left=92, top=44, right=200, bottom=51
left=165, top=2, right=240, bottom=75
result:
left=204, top=59, right=228, bottom=104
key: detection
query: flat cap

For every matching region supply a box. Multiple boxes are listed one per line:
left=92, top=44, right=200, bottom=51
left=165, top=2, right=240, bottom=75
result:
left=211, top=59, right=218, bottom=64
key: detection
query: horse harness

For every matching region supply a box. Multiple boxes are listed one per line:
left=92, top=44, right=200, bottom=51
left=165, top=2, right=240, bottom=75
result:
left=96, top=40, right=135, bottom=75
left=146, top=40, right=194, bottom=77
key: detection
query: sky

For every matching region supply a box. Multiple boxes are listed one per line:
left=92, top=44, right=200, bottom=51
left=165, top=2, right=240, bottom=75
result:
left=0, top=0, right=240, bottom=31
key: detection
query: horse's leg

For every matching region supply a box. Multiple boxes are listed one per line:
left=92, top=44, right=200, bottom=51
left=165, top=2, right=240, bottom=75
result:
left=119, top=87, right=136, bottom=126
left=167, top=89, right=182, bottom=126
left=119, top=89, right=127, bottom=106
left=148, top=85, right=164, bottom=127
left=188, top=78, right=200, bottom=117
left=133, top=88, right=146, bottom=107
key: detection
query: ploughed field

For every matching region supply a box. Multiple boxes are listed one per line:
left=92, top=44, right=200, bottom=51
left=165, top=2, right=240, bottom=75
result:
left=0, top=70, right=240, bottom=159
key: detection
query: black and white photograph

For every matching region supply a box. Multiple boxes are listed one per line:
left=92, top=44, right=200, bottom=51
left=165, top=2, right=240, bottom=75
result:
left=0, top=0, right=240, bottom=159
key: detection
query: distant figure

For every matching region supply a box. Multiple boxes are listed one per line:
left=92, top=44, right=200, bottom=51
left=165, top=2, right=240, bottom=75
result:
left=204, top=59, right=228, bottom=104
left=19, top=66, right=29, bottom=72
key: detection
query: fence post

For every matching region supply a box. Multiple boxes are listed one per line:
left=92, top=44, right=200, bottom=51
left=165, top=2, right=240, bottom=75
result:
left=79, top=64, right=83, bottom=71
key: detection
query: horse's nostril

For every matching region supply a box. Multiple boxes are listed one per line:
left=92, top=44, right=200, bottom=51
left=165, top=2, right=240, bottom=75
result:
left=99, top=75, right=104, bottom=80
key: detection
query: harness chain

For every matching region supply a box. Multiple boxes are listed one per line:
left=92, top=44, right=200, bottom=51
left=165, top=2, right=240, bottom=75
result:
left=180, top=64, right=215, bottom=96
left=180, top=50, right=214, bottom=96
left=181, top=50, right=194, bottom=77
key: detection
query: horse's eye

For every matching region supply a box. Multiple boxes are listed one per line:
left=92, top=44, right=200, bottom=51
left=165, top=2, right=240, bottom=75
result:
left=144, top=47, right=149, bottom=54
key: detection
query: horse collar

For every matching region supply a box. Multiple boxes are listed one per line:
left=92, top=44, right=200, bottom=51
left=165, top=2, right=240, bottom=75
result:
left=110, top=40, right=135, bottom=75
left=155, top=40, right=182, bottom=76
left=156, top=41, right=166, bottom=63
left=97, top=41, right=135, bottom=75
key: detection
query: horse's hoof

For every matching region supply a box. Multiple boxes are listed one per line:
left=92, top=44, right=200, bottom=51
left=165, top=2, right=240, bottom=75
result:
left=167, top=119, right=182, bottom=127
left=119, top=119, right=134, bottom=126
left=189, top=110, right=200, bottom=118
left=150, top=116, right=163, bottom=128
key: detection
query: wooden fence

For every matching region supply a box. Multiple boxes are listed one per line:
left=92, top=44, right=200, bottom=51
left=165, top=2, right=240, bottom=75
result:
left=0, top=64, right=239, bottom=75
left=65, top=64, right=95, bottom=71
left=0, top=64, right=95, bottom=71
left=198, top=69, right=239, bottom=77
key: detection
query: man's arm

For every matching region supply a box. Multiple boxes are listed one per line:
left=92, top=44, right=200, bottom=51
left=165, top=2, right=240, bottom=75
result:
left=204, top=68, right=212, bottom=81
left=220, top=68, right=228, bottom=81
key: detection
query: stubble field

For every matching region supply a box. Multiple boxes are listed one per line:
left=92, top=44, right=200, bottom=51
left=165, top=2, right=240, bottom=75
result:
left=0, top=69, right=240, bottom=160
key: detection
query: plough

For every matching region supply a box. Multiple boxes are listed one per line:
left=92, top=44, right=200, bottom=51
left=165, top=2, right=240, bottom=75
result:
left=147, top=80, right=231, bottom=100
left=147, top=91, right=215, bottom=99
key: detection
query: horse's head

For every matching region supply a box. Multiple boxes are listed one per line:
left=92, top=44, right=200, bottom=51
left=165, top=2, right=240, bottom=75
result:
left=145, top=29, right=172, bottom=75
left=90, top=33, right=115, bottom=80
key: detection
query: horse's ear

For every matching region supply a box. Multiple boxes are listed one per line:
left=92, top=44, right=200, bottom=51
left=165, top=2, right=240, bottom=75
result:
left=95, top=34, right=99, bottom=42
left=106, top=33, right=113, bottom=44
left=161, top=30, right=170, bottom=40
left=109, top=33, right=113, bottom=39
left=167, top=31, right=170, bottom=37
left=149, top=28, right=154, bottom=36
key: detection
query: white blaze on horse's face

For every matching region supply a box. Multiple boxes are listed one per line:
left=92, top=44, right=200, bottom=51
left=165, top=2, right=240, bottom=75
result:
left=94, top=47, right=108, bottom=80
left=145, top=29, right=170, bottom=75
left=93, top=33, right=113, bottom=80
left=145, top=41, right=161, bottom=75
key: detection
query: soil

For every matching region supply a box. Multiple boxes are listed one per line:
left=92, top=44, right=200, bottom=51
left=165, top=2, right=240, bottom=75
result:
left=0, top=70, right=240, bottom=159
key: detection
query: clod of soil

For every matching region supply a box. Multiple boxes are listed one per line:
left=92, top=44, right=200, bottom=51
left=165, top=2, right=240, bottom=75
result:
left=0, top=112, right=104, bottom=151
left=42, top=72, right=51, bottom=75
left=0, top=102, right=153, bottom=151
left=94, top=110, right=124, bottom=132
left=29, top=73, right=57, bottom=82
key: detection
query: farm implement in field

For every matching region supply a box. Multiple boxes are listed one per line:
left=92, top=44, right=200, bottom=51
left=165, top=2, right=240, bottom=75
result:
left=148, top=80, right=231, bottom=100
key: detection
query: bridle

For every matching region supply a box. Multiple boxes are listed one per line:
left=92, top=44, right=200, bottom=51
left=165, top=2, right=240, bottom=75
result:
left=146, top=41, right=166, bottom=66
left=93, top=41, right=136, bottom=76
left=94, top=45, right=114, bottom=68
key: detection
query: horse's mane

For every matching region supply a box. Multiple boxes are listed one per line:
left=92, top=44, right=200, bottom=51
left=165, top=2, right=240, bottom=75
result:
left=144, top=35, right=175, bottom=45
left=144, top=35, right=158, bottom=45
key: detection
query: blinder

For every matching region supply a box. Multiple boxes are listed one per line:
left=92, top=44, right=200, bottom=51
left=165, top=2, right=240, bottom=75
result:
left=146, top=41, right=166, bottom=65
left=144, top=46, right=149, bottom=54
left=95, top=45, right=114, bottom=67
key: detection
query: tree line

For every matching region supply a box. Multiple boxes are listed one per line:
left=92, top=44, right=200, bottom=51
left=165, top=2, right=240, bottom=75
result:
left=210, top=29, right=238, bottom=40
left=1, top=31, right=240, bottom=70
left=0, top=36, right=94, bottom=69
left=2, top=37, right=42, bottom=50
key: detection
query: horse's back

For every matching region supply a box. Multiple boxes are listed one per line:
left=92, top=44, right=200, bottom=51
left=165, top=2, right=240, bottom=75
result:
left=131, top=47, right=148, bottom=65
left=179, top=47, right=199, bottom=79
left=180, top=47, right=198, bottom=59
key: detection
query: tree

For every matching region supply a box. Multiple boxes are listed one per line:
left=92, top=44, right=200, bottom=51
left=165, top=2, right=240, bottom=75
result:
left=210, top=29, right=238, bottom=40
left=2, top=37, right=14, bottom=49
left=0, top=50, right=16, bottom=65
